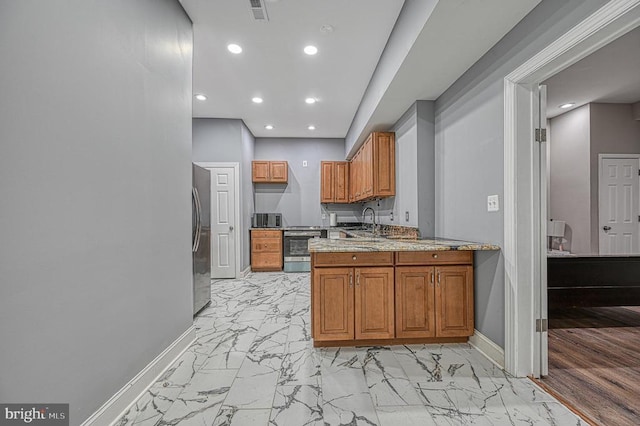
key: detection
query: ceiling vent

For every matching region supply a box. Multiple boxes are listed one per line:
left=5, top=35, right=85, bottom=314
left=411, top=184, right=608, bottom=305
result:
left=249, top=0, right=269, bottom=22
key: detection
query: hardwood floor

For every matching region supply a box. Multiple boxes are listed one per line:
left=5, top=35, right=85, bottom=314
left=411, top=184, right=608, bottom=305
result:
left=543, top=306, right=640, bottom=426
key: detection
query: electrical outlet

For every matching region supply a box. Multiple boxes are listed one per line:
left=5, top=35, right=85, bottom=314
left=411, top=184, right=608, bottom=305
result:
left=487, top=195, right=499, bottom=212
left=405, top=211, right=409, bottom=222
left=302, top=160, right=308, bottom=167
left=321, top=213, right=326, bottom=219
left=390, top=212, right=394, bottom=221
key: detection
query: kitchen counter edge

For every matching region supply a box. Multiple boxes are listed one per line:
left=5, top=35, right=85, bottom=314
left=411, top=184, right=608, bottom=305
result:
left=308, top=237, right=500, bottom=252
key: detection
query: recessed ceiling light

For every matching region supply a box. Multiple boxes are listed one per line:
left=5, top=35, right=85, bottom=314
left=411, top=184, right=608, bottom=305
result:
left=252, top=97, right=263, bottom=104
left=194, top=94, right=207, bottom=101
left=304, top=45, right=318, bottom=55
left=265, top=124, right=274, bottom=130
left=227, top=44, right=242, bottom=54
left=559, top=103, right=575, bottom=109
left=308, top=125, right=316, bottom=130
left=305, top=97, right=317, bottom=104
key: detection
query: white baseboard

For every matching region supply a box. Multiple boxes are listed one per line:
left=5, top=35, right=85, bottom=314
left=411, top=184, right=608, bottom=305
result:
left=240, top=266, right=251, bottom=278
left=81, top=326, right=196, bottom=426
left=469, top=329, right=505, bottom=369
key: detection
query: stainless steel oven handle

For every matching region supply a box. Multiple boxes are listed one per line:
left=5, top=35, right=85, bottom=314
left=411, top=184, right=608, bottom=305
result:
left=284, top=256, right=311, bottom=262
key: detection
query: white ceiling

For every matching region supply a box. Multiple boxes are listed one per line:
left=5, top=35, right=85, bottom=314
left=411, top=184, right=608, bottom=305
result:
left=544, top=25, right=640, bottom=118
left=346, top=0, right=542, bottom=153
left=181, top=0, right=404, bottom=138
left=181, top=0, right=542, bottom=142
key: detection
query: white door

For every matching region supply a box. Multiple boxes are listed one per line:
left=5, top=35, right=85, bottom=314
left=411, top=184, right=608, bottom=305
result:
left=210, top=167, right=237, bottom=278
left=599, top=155, right=640, bottom=255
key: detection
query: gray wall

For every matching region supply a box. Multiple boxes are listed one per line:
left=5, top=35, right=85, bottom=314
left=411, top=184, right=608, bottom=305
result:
left=589, top=103, right=640, bottom=252
left=433, top=0, right=607, bottom=348
left=254, top=138, right=348, bottom=226
left=549, top=103, right=640, bottom=254
left=417, top=101, right=436, bottom=237
left=366, top=105, right=419, bottom=228
left=192, top=118, right=255, bottom=271
left=549, top=105, right=592, bottom=254
left=0, top=1, right=193, bottom=423
left=193, top=118, right=243, bottom=162
left=364, top=100, right=435, bottom=237
left=241, top=123, right=256, bottom=269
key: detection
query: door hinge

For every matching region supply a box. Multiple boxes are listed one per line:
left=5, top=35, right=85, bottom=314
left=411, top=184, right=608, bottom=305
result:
left=536, top=318, right=548, bottom=332
left=534, top=128, right=547, bottom=142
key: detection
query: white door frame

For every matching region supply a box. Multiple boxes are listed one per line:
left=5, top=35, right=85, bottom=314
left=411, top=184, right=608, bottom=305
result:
left=195, top=162, right=241, bottom=279
left=503, top=0, right=640, bottom=377
left=598, top=153, right=640, bottom=254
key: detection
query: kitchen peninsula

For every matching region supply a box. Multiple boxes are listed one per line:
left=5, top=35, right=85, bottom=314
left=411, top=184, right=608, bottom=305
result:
left=308, top=229, right=499, bottom=347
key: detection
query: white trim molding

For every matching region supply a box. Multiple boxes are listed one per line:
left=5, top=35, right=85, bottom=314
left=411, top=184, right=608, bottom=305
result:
left=470, top=330, right=505, bottom=369
left=503, top=0, right=640, bottom=377
left=81, top=326, right=196, bottom=426
left=241, top=265, right=251, bottom=278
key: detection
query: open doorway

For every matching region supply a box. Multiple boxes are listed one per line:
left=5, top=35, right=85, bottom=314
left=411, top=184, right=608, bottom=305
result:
left=541, top=25, right=640, bottom=425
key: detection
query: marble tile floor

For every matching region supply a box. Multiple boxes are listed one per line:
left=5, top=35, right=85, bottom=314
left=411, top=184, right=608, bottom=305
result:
left=116, top=272, right=584, bottom=426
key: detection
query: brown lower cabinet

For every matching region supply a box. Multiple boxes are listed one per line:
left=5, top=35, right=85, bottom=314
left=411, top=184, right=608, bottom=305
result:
left=396, top=265, right=474, bottom=338
left=311, top=250, right=474, bottom=346
left=251, top=229, right=283, bottom=272
left=312, top=266, right=394, bottom=341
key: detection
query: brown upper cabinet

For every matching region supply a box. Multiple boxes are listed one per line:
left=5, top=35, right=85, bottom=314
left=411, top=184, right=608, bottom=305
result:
left=252, top=161, right=288, bottom=183
left=320, top=161, right=350, bottom=203
left=349, top=132, right=395, bottom=202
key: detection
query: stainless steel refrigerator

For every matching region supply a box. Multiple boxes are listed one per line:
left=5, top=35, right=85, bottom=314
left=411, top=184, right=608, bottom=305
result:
left=192, top=164, right=211, bottom=315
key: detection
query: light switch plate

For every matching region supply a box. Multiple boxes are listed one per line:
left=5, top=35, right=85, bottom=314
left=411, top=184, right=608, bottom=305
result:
left=321, top=213, right=326, bottom=219
left=487, top=195, right=499, bottom=212
left=302, top=161, right=308, bottom=167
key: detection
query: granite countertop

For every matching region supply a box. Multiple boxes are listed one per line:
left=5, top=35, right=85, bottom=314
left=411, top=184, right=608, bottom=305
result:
left=309, top=228, right=500, bottom=252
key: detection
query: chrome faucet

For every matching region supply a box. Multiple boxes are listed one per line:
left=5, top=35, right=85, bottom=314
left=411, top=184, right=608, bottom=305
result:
left=362, top=206, right=377, bottom=235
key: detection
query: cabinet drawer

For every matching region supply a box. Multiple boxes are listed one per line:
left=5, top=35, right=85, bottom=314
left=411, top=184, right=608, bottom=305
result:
left=314, top=252, right=393, bottom=266
left=252, top=237, right=281, bottom=253
left=395, top=251, right=472, bottom=265
left=252, top=252, right=283, bottom=271
left=251, top=230, right=282, bottom=238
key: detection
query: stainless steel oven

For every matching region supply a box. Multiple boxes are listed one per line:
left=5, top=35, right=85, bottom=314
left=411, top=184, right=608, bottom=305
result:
left=283, top=227, right=323, bottom=272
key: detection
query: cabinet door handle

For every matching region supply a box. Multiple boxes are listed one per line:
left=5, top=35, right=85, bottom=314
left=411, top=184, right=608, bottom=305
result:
left=430, top=272, right=434, bottom=284
left=349, top=272, right=353, bottom=288
left=356, top=270, right=360, bottom=287
left=437, top=272, right=441, bottom=286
